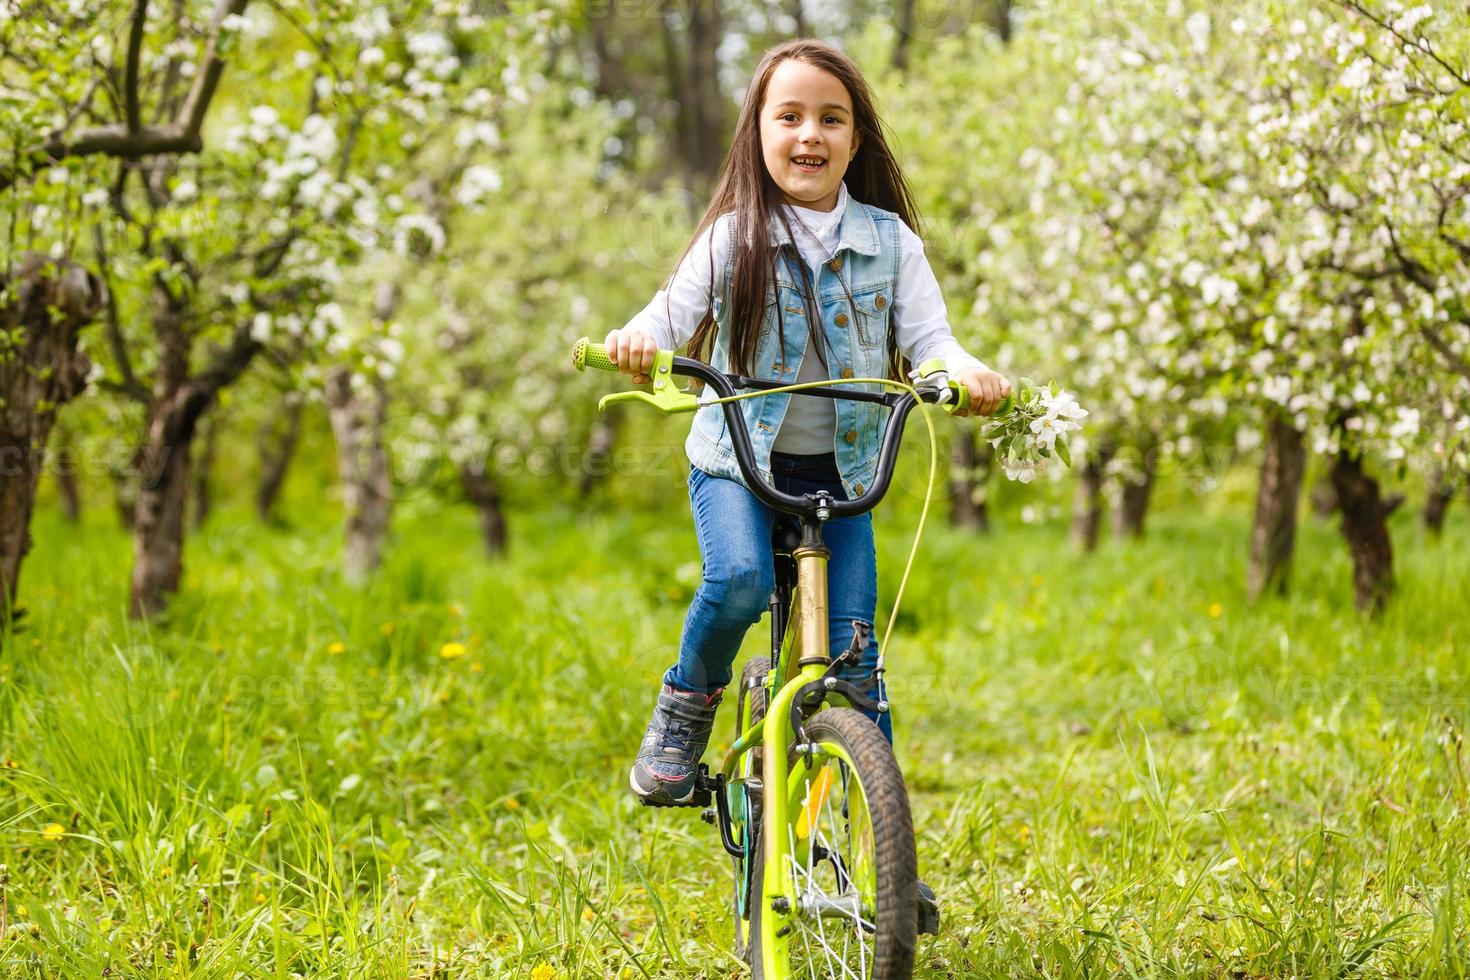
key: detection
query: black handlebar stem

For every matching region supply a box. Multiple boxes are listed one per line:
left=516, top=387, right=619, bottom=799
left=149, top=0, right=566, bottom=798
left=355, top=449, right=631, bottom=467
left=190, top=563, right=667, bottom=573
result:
left=669, top=355, right=941, bottom=521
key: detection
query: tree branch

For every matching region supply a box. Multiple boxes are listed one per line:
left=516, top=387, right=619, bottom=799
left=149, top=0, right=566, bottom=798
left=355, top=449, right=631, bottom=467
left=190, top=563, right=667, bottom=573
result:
left=91, top=220, right=150, bottom=403
left=0, top=0, right=251, bottom=193
left=125, top=0, right=149, bottom=134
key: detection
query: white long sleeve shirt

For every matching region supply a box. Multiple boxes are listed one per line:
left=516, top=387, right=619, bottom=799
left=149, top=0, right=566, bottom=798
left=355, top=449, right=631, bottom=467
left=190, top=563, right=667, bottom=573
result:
left=623, top=182, right=987, bottom=454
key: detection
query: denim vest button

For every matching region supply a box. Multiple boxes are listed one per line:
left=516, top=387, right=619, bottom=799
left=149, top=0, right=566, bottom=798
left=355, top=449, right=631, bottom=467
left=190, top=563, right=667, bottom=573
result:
left=844, top=430, right=857, bottom=445
left=840, top=367, right=853, bottom=379
left=835, top=313, right=849, bottom=326
left=829, top=257, right=842, bottom=272
left=875, top=294, right=885, bottom=310
left=854, top=482, right=864, bottom=494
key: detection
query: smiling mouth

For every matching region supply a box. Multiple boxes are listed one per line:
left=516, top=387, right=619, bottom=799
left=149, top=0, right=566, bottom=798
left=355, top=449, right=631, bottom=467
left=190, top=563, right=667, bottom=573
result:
left=792, top=157, right=826, bottom=173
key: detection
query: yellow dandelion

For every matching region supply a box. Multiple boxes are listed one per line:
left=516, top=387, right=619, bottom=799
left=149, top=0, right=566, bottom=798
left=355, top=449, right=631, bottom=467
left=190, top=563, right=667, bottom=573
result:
left=379, top=622, right=395, bottom=637
left=504, top=797, right=521, bottom=811
left=1208, top=602, right=1223, bottom=619
left=1017, top=825, right=1031, bottom=843
left=470, top=662, right=484, bottom=673
left=15, top=904, right=26, bottom=917
left=327, top=642, right=346, bottom=655
left=255, top=893, right=266, bottom=904
left=531, top=964, right=557, bottom=980
left=3, top=757, right=20, bottom=769
left=581, top=907, right=595, bottom=922
left=449, top=602, right=465, bottom=617
left=159, top=866, right=172, bottom=878
left=439, top=642, right=468, bottom=660
left=41, top=822, right=65, bottom=842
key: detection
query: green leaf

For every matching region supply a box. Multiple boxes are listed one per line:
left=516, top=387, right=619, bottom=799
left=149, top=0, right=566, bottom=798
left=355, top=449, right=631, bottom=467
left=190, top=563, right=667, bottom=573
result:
left=1055, top=437, right=1072, bottom=468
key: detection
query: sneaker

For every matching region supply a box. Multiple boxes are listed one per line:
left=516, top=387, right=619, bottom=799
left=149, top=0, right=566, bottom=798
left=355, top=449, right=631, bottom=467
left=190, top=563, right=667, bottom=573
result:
left=916, top=880, right=940, bottom=936
left=629, top=684, right=724, bottom=804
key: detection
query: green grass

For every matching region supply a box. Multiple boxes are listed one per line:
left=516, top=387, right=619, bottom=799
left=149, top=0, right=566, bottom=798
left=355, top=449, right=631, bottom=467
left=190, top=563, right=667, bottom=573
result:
left=2, top=465, right=1468, bottom=977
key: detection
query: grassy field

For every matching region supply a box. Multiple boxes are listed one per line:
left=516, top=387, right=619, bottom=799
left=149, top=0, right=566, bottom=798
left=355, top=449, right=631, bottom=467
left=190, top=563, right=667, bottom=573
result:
left=3, top=447, right=1468, bottom=977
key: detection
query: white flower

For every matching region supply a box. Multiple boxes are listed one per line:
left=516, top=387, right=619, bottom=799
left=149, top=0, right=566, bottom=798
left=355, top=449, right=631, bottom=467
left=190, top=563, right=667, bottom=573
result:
left=393, top=214, right=446, bottom=256
left=1003, top=458, right=1042, bottom=484
left=1184, top=12, right=1211, bottom=54
left=82, top=188, right=108, bottom=208
left=455, top=164, right=502, bottom=206
left=172, top=178, right=197, bottom=201
left=1042, top=390, right=1088, bottom=422
left=1200, top=274, right=1239, bottom=307
left=250, top=312, right=273, bottom=343
left=1392, top=5, right=1433, bottom=33
left=1262, top=375, right=1293, bottom=405
left=248, top=105, right=280, bottom=129
left=1030, top=415, right=1061, bottom=451
left=1338, top=57, right=1373, bottom=91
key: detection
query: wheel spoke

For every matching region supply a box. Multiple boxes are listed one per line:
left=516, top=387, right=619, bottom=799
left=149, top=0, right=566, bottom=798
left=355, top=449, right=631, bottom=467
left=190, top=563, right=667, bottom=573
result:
left=785, top=755, right=875, bottom=980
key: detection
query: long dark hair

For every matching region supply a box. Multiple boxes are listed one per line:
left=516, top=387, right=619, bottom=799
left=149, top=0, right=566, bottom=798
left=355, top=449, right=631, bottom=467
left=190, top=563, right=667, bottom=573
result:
left=667, top=39, right=924, bottom=382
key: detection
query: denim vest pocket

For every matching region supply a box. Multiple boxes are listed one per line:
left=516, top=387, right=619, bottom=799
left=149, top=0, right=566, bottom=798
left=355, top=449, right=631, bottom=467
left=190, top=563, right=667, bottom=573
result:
left=849, top=284, right=890, bottom=351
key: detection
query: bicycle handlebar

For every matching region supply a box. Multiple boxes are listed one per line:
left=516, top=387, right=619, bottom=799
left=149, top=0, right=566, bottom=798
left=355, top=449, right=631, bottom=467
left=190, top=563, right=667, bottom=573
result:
left=572, top=337, right=972, bottom=519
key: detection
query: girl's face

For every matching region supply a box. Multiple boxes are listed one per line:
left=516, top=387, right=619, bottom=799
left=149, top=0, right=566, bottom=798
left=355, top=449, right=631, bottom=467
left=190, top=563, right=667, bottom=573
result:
left=759, top=59, right=859, bottom=214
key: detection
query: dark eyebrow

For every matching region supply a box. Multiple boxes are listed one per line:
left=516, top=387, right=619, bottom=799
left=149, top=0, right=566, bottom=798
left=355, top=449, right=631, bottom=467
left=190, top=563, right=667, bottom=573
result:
left=772, top=100, right=850, bottom=113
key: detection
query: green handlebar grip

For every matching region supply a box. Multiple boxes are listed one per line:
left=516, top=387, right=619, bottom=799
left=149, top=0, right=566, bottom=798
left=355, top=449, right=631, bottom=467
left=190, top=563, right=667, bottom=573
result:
left=572, top=337, right=618, bottom=372
left=948, top=381, right=970, bottom=413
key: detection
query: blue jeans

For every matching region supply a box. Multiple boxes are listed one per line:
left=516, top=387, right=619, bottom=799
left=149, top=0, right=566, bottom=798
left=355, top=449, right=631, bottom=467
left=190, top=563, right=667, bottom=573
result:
left=663, top=452, right=893, bottom=743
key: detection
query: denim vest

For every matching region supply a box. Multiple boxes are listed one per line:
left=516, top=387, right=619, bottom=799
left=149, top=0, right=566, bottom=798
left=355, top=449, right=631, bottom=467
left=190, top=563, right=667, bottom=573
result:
left=685, top=198, right=901, bottom=499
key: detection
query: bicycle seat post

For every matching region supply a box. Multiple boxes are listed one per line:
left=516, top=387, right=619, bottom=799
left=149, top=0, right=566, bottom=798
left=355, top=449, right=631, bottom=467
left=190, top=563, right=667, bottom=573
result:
left=793, top=493, right=834, bottom=670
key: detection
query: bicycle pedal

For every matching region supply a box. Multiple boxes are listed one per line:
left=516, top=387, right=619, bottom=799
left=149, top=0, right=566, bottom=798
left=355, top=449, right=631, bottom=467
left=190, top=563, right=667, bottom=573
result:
left=637, top=789, right=710, bottom=809
left=636, top=764, right=718, bottom=809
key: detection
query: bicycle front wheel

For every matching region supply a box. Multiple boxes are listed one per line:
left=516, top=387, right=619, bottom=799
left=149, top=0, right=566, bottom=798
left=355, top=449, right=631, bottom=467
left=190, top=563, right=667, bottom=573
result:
left=749, top=707, right=918, bottom=980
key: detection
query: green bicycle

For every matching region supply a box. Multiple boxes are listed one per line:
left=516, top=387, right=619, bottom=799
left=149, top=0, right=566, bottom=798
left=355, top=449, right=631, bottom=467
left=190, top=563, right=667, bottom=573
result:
left=573, top=337, right=974, bottom=980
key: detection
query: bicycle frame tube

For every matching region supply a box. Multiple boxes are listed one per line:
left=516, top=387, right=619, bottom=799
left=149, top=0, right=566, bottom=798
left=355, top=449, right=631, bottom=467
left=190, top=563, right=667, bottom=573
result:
left=761, top=535, right=838, bottom=975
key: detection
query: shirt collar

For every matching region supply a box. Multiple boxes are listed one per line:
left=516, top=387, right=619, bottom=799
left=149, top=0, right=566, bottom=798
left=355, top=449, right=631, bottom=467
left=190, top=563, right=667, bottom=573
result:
left=766, top=182, right=880, bottom=256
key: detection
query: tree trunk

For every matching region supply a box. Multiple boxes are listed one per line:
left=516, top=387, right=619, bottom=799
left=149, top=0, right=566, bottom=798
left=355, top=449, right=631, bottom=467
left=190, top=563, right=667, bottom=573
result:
left=1113, top=469, right=1154, bottom=539
left=576, top=410, right=623, bottom=500
left=256, top=391, right=304, bottom=524
left=685, top=0, right=724, bottom=184
left=1071, top=446, right=1111, bottom=552
left=892, top=0, right=917, bottom=70
left=1423, top=464, right=1456, bottom=535
left=0, top=256, right=101, bottom=635
left=113, top=447, right=139, bottom=530
left=191, top=412, right=216, bottom=530
left=324, top=283, right=400, bottom=582
left=948, top=427, right=991, bottom=532
left=130, top=297, right=213, bottom=619
left=324, top=367, right=392, bottom=582
left=1330, top=448, right=1395, bottom=614
left=458, top=459, right=508, bottom=556
left=55, top=443, right=82, bottom=523
left=1246, top=415, right=1307, bottom=601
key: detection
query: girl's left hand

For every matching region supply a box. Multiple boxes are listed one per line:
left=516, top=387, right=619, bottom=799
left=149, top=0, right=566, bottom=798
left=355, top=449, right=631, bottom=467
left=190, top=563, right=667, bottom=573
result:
left=951, top=366, right=1012, bottom=417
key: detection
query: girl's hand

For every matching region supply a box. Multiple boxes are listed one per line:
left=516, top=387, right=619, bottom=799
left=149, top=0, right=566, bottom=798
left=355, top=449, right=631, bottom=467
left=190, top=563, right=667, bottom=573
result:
left=603, top=327, right=658, bottom=384
left=952, top=366, right=1012, bottom=417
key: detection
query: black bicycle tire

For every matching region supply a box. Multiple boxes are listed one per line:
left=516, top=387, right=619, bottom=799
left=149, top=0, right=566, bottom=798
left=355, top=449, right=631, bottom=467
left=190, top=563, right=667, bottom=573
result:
left=747, top=707, right=918, bottom=980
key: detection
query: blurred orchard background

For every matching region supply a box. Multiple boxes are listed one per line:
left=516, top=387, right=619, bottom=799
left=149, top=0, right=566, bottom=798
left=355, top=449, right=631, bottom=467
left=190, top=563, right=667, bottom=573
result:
left=1, top=0, right=1468, bottom=976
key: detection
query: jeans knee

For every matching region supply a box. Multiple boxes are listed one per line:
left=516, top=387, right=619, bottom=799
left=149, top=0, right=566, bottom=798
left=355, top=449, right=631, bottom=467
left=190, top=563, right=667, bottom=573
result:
left=704, top=561, right=773, bottom=624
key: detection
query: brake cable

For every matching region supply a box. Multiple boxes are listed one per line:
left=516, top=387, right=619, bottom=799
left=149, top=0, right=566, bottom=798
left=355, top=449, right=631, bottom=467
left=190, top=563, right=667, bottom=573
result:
left=693, top=375, right=949, bottom=687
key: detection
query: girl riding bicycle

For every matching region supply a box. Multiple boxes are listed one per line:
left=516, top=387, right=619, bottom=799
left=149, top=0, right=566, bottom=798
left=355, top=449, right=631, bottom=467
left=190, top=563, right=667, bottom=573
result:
left=604, top=39, right=1011, bottom=808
